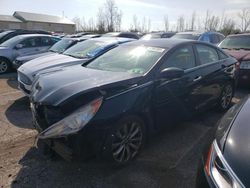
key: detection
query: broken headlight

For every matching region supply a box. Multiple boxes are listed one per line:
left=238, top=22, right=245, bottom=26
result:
left=38, top=97, right=103, bottom=139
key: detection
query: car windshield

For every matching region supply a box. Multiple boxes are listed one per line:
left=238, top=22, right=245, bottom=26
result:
left=86, top=45, right=165, bottom=74
left=49, top=38, right=76, bottom=53
left=0, top=35, right=21, bottom=47
left=63, top=40, right=111, bottom=58
left=0, top=31, right=12, bottom=39
left=172, top=33, right=200, bottom=40
left=219, top=36, right=250, bottom=50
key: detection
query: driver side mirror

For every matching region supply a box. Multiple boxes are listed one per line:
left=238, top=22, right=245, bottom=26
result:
left=15, top=44, right=23, bottom=49
left=160, top=67, right=184, bottom=80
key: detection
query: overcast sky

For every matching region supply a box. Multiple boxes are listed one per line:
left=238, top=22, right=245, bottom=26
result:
left=0, top=0, right=249, bottom=30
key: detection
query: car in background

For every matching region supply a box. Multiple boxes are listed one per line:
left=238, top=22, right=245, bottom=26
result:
left=29, top=39, right=237, bottom=164
left=67, top=32, right=94, bottom=38
left=219, top=33, right=250, bottom=85
left=102, top=32, right=140, bottom=39
left=0, top=29, right=51, bottom=44
left=17, top=37, right=135, bottom=95
left=172, top=31, right=225, bottom=45
left=141, top=32, right=176, bottom=40
left=196, top=96, right=250, bottom=188
left=0, top=34, right=60, bottom=74
left=13, top=34, right=101, bottom=68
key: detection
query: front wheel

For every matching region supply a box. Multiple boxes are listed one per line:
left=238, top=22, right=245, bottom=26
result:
left=0, top=58, right=11, bottom=74
left=103, top=116, right=146, bottom=165
left=218, top=83, right=234, bottom=111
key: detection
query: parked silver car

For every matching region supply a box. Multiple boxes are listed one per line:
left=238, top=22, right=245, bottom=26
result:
left=0, top=34, right=60, bottom=74
left=17, top=37, right=135, bottom=96
left=12, top=34, right=101, bottom=69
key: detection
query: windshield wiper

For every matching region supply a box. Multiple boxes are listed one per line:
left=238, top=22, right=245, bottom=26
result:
left=221, top=47, right=232, bottom=50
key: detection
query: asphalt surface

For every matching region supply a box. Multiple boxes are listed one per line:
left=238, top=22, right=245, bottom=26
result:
left=0, top=72, right=249, bottom=188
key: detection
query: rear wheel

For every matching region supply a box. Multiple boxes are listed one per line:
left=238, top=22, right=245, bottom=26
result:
left=218, top=83, right=233, bottom=111
left=103, top=116, right=146, bottom=165
left=0, top=58, right=11, bottom=74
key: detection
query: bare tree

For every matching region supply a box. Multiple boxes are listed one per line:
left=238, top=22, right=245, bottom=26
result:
left=141, top=16, right=146, bottom=33
left=238, top=8, right=250, bottom=32
left=104, top=0, right=122, bottom=32
left=97, top=8, right=106, bottom=33
left=72, top=16, right=83, bottom=31
left=177, top=16, right=185, bottom=31
left=164, top=15, right=169, bottom=31
left=131, top=14, right=140, bottom=32
left=220, top=17, right=236, bottom=35
left=190, top=11, right=196, bottom=30
left=147, top=18, right=151, bottom=32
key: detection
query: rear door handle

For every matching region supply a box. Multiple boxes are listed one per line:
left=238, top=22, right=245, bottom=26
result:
left=193, top=76, right=202, bottom=82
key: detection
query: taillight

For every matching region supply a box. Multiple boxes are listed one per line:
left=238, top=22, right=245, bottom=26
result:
left=236, top=62, right=240, bottom=69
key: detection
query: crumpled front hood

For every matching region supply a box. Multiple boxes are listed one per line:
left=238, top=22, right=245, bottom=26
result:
left=30, top=65, right=141, bottom=106
left=18, top=54, right=84, bottom=80
left=17, top=52, right=54, bottom=63
left=225, top=49, right=250, bottom=61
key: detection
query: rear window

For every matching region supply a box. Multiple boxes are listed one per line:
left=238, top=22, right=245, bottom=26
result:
left=172, top=33, right=201, bottom=40
left=219, top=36, right=250, bottom=50
left=196, top=44, right=219, bottom=64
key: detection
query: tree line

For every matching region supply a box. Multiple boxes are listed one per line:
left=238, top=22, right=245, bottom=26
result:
left=72, top=0, right=250, bottom=36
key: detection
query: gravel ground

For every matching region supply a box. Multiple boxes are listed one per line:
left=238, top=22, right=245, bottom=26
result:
left=0, top=73, right=249, bottom=188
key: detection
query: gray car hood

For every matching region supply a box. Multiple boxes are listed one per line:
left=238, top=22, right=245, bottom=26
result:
left=18, top=54, right=84, bottom=82
left=16, top=51, right=55, bottom=63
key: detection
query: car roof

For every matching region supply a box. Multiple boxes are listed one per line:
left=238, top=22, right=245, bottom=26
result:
left=15, top=34, right=53, bottom=38
left=122, top=38, right=196, bottom=49
left=90, top=37, right=135, bottom=43
left=176, top=31, right=224, bottom=36
left=227, top=33, right=250, bottom=37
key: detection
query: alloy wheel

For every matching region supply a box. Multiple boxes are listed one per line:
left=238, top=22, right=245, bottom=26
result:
left=221, top=85, right=233, bottom=109
left=111, top=121, right=143, bottom=163
left=0, top=60, right=8, bottom=73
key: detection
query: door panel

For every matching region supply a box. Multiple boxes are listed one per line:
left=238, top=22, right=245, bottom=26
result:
left=193, top=44, right=223, bottom=110
left=152, top=44, right=204, bottom=128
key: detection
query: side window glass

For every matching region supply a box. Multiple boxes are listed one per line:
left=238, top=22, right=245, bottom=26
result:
left=218, top=50, right=228, bottom=60
left=211, top=34, right=219, bottom=44
left=201, top=35, right=210, bottom=43
left=40, top=37, right=51, bottom=46
left=196, top=44, right=219, bottom=64
left=20, top=38, right=40, bottom=48
left=161, top=45, right=196, bottom=70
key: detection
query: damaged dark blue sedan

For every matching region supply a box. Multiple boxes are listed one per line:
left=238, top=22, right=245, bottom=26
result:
left=30, top=39, right=238, bottom=164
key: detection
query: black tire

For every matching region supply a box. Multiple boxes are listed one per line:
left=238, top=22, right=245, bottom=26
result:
left=0, top=57, right=11, bottom=74
left=217, top=83, right=234, bottom=111
left=102, top=116, right=146, bottom=165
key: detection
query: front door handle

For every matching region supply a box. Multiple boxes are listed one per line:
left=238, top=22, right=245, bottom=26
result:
left=193, top=76, right=202, bottom=82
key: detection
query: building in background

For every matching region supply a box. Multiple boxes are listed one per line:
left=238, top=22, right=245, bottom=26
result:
left=0, top=11, right=75, bottom=33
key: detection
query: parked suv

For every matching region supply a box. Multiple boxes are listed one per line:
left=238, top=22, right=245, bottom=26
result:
left=219, top=33, right=250, bottom=85
left=30, top=39, right=238, bottom=164
left=0, top=34, right=59, bottom=74
left=172, top=31, right=225, bottom=45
